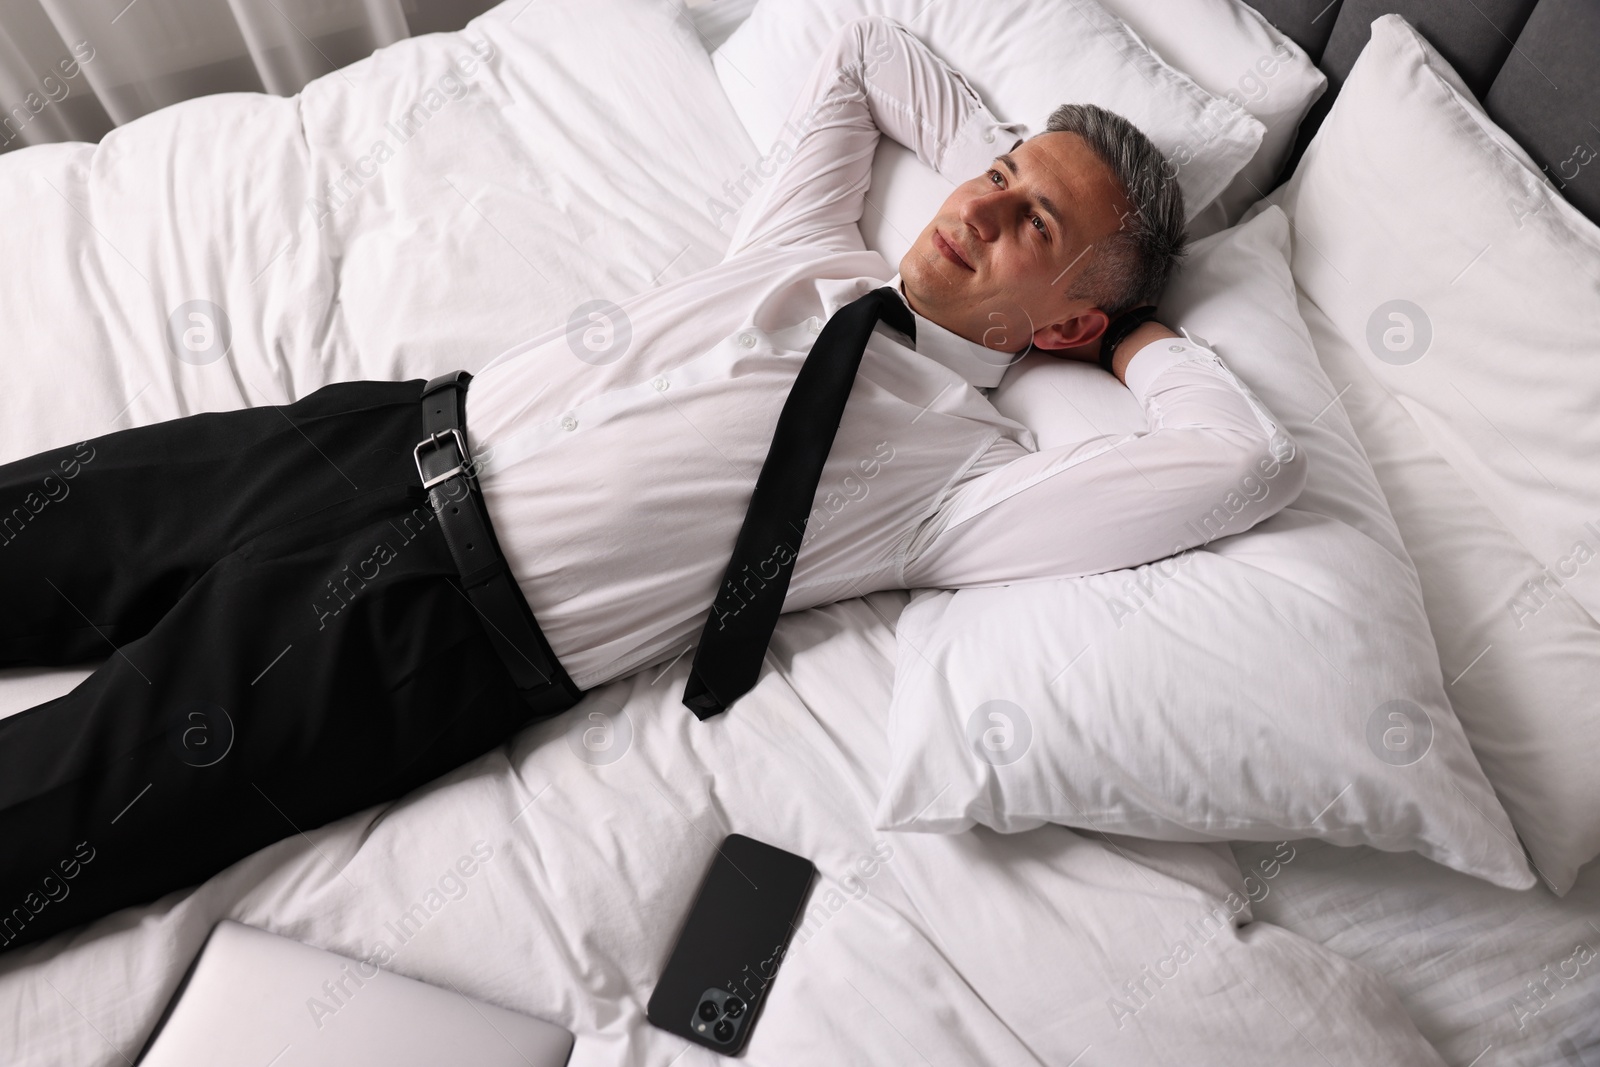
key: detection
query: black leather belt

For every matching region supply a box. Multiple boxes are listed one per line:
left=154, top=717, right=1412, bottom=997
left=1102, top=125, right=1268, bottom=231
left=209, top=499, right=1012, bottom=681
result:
left=415, top=372, right=582, bottom=713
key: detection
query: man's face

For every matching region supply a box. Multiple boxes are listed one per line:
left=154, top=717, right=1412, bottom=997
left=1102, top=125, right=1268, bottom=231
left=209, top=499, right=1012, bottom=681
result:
left=898, top=131, right=1132, bottom=357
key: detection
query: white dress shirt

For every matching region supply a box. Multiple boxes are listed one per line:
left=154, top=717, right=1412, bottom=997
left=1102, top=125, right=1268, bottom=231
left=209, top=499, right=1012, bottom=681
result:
left=464, top=15, right=1306, bottom=691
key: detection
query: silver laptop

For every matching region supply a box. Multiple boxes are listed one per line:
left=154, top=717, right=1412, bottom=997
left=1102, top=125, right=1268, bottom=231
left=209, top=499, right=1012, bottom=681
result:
left=135, top=920, right=574, bottom=1066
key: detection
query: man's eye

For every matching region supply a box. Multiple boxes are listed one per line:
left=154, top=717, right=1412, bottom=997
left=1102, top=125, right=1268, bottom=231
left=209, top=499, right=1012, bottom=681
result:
left=988, top=169, right=1045, bottom=237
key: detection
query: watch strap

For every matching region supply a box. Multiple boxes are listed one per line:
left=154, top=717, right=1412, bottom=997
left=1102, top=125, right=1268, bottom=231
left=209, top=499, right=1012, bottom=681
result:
left=1097, top=305, right=1159, bottom=373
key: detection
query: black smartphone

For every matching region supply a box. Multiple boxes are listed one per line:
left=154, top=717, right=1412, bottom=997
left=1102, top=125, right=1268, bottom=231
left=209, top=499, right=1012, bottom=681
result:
left=647, top=834, right=817, bottom=1056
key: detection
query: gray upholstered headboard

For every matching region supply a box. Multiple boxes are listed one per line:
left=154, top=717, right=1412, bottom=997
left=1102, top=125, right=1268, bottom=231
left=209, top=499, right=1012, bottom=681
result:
left=1244, top=0, right=1600, bottom=224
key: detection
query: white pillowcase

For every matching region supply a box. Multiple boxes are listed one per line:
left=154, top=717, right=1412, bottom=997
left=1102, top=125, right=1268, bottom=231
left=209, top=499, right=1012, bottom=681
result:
left=1265, top=14, right=1600, bottom=895
left=1095, top=0, right=1325, bottom=231
left=873, top=206, right=1535, bottom=891
left=710, top=0, right=1264, bottom=268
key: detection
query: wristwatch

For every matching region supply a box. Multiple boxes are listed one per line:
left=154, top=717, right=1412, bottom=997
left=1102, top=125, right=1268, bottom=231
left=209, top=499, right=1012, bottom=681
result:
left=1097, top=305, right=1159, bottom=374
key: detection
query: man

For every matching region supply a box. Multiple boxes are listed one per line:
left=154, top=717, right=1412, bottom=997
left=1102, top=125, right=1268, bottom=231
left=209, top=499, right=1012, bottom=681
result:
left=0, top=16, right=1305, bottom=954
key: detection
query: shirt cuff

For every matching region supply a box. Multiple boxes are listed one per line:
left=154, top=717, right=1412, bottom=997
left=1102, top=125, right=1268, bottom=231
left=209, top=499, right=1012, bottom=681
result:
left=938, top=107, right=1029, bottom=185
left=1123, top=338, right=1217, bottom=404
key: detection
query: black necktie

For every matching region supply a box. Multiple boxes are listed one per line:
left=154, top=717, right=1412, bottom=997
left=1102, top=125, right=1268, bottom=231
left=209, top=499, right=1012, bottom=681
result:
left=682, top=286, right=916, bottom=719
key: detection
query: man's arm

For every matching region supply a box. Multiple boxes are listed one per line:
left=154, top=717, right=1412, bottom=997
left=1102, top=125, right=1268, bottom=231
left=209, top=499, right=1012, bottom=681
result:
left=901, top=336, right=1309, bottom=588
left=722, top=16, right=1025, bottom=259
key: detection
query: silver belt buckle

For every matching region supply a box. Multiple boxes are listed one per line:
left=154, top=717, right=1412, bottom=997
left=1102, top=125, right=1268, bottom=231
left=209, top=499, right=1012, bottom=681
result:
left=413, top=427, right=469, bottom=490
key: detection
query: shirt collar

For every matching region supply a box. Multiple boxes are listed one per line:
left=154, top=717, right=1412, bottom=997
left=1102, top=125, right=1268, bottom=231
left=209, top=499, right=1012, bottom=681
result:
left=885, top=273, right=1015, bottom=389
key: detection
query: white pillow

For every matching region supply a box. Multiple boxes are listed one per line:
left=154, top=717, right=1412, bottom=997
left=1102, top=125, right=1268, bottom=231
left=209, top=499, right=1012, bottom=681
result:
left=710, top=0, right=1264, bottom=268
left=1265, top=14, right=1600, bottom=895
left=873, top=206, right=1536, bottom=891
left=1095, top=0, right=1326, bottom=230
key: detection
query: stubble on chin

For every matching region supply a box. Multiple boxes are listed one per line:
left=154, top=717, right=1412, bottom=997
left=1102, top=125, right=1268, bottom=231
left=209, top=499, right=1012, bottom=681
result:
left=901, top=241, right=961, bottom=311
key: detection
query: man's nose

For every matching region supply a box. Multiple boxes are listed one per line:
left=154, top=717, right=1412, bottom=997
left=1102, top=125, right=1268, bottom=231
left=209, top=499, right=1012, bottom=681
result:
left=958, top=189, right=1003, bottom=242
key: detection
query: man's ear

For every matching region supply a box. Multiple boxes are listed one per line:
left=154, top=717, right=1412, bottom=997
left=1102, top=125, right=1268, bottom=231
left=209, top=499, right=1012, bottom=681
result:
left=1029, top=307, right=1109, bottom=351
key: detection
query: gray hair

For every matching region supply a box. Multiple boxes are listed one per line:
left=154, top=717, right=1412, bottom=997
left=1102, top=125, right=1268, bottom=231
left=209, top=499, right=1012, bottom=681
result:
left=1035, top=103, right=1187, bottom=317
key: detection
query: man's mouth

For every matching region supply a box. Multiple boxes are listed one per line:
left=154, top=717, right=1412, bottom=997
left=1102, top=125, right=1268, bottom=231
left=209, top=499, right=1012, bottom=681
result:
left=933, top=228, right=975, bottom=272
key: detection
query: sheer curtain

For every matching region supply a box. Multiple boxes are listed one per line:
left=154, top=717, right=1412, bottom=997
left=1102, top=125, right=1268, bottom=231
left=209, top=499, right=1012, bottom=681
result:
left=0, top=0, right=498, bottom=153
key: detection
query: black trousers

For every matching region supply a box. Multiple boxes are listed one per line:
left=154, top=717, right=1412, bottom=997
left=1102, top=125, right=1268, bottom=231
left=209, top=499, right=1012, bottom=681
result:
left=0, top=380, right=576, bottom=955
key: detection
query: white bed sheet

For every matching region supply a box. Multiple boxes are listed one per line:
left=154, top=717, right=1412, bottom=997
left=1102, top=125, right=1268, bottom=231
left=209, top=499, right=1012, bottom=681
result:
left=1233, top=838, right=1600, bottom=1066
left=0, top=0, right=754, bottom=465
left=0, top=0, right=1456, bottom=1062
left=3, top=592, right=1445, bottom=1065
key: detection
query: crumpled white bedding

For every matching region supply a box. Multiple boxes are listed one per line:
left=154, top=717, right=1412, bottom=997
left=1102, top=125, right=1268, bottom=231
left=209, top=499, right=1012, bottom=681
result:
left=3, top=592, right=1444, bottom=1065
left=0, top=0, right=1452, bottom=1062
left=0, top=0, right=752, bottom=465
left=1234, top=837, right=1600, bottom=1066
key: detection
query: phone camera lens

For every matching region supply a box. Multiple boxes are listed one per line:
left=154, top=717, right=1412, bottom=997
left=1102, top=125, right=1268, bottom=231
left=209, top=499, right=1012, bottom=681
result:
left=697, top=1000, right=720, bottom=1022
left=713, top=1019, right=735, bottom=1042
left=723, top=997, right=745, bottom=1018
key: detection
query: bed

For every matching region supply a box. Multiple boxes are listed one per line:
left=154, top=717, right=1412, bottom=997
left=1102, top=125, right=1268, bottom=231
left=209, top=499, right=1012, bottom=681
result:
left=1, top=0, right=1597, bottom=1063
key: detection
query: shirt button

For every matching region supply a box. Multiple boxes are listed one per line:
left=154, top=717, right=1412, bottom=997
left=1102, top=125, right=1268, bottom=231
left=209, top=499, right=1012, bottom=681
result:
left=738, top=331, right=757, bottom=348
left=1168, top=344, right=1186, bottom=353
left=652, top=376, right=669, bottom=391
left=982, top=130, right=995, bottom=143
left=560, top=414, right=578, bottom=431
